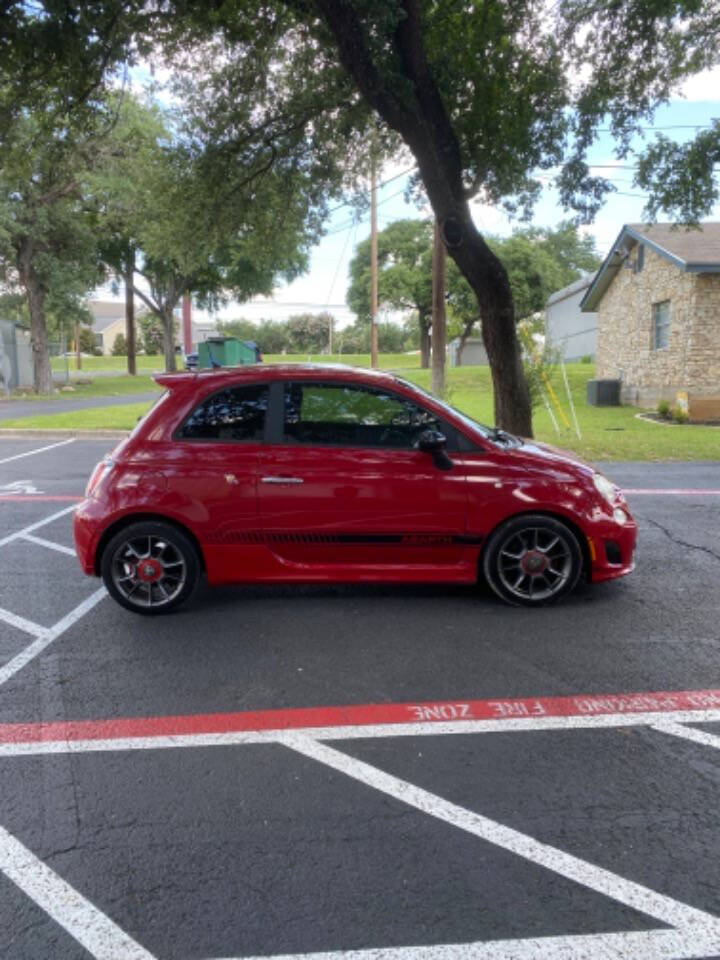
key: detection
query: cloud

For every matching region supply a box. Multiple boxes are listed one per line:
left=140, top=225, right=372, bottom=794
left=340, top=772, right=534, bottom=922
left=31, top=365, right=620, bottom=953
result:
left=674, top=66, right=720, bottom=102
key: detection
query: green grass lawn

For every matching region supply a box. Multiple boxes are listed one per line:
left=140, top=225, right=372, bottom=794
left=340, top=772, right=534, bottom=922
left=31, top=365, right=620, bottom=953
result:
left=49, top=352, right=421, bottom=374
left=51, top=354, right=171, bottom=373
left=15, top=374, right=160, bottom=401
left=5, top=360, right=720, bottom=460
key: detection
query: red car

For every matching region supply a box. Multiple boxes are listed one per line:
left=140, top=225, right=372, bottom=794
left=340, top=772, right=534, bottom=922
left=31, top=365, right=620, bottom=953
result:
left=74, top=364, right=636, bottom=614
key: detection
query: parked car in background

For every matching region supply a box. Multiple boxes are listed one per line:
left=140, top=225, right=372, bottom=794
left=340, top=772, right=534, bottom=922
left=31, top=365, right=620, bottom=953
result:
left=74, top=364, right=636, bottom=614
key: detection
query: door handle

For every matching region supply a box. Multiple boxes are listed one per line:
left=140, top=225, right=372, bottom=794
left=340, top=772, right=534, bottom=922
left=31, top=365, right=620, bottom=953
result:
left=261, top=476, right=304, bottom=484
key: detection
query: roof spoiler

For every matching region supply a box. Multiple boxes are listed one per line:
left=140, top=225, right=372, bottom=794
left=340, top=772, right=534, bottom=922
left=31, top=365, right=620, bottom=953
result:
left=153, top=372, right=197, bottom=389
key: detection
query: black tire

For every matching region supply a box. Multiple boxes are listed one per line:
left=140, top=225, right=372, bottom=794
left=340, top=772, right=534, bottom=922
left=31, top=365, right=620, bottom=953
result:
left=482, top=514, right=583, bottom=607
left=101, top=521, right=200, bottom=615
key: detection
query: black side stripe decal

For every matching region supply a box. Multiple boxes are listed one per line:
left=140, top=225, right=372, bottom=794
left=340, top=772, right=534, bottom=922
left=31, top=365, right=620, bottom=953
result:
left=204, top=531, right=484, bottom=547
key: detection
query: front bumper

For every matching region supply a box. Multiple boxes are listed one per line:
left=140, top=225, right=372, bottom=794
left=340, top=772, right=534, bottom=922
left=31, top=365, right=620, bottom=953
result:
left=587, top=509, right=637, bottom=583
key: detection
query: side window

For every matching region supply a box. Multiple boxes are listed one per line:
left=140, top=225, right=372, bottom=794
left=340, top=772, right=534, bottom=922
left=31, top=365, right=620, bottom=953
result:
left=652, top=300, right=671, bottom=350
left=283, top=382, right=443, bottom=448
left=178, top=384, right=269, bottom=441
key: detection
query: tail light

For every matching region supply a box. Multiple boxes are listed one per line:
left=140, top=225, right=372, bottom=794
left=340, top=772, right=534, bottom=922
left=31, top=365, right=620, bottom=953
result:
left=85, top=456, right=114, bottom=498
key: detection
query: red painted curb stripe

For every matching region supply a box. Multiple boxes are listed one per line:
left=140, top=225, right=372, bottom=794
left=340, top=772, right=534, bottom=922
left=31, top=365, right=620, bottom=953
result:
left=0, top=496, right=81, bottom=503
left=1, top=688, right=720, bottom=745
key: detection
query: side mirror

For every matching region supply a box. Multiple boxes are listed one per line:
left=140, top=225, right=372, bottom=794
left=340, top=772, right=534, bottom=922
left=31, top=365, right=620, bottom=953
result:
left=417, top=428, right=453, bottom=470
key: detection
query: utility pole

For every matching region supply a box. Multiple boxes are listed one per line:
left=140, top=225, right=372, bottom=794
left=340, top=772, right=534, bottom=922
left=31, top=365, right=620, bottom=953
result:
left=182, top=294, right=192, bottom=361
left=370, top=136, right=379, bottom=368
left=431, top=218, right=446, bottom=397
left=75, top=320, right=81, bottom=371
left=124, top=251, right=136, bottom=376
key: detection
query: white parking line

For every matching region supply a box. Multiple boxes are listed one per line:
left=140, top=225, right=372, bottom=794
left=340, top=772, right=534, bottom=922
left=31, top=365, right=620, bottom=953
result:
left=0, top=605, right=47, bottom=638
left=0, top=587, right=106, bottom=688
left=211, top=926, right=720, bottom=960
left=0, top=438, right=75, bottom=466
left=283, top=734, right=720, bottom=938
left=0, top=824, right=156, bottom=959
left=652, top=721, right=720, bottom=751
left=21, top=533, right=76, bottom=556
left=0, top=503, right=76, bottom=548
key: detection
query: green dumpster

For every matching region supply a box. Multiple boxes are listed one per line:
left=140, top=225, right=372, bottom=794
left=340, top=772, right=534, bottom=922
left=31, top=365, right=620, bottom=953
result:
left=197, top=337, right=256, bottom=368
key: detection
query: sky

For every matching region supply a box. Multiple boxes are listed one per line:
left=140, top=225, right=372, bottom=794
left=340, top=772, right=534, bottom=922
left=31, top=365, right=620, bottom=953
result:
left=99, top=63, right=720, bottom=332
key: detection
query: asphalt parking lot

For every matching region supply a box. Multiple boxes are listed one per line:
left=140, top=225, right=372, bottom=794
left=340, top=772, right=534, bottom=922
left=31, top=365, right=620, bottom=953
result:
left=1, top=436, right=720, bottom=960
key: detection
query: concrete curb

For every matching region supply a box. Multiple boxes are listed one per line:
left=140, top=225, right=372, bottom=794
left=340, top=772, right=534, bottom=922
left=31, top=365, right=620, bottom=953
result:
left=0, top=429, right=129, bottom=439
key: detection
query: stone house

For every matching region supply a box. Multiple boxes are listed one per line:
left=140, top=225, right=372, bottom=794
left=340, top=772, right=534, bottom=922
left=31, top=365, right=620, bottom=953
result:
left=581, top=223, right=720, bottom=418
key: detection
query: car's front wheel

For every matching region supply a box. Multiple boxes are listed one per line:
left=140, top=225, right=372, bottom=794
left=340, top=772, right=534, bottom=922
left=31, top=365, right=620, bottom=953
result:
left=482, top=514, right=583, bottom=606
left=101, top=521, right=200, bottom=615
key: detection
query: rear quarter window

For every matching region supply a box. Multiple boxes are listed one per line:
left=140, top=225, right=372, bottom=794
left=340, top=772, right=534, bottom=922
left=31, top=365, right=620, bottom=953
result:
left=176, top=384, right=269, bottom=441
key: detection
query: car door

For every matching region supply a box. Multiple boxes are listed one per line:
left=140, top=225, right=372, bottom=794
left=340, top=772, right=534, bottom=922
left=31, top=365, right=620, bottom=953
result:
left=257, top=379, right=476, bottom=581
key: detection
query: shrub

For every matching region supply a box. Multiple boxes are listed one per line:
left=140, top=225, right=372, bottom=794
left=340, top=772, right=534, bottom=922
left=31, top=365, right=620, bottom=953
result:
left=657, top=399, right=670, bottom=418
left=580, top=355, right=592, bottom=364
left=111, top=333, right=127, bottom=356
left=670, top=406, right=689, bottom=424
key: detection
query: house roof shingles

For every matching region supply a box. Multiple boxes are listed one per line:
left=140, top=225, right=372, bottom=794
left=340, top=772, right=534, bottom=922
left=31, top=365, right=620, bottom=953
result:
left=581, top=222, right=720, bottom=311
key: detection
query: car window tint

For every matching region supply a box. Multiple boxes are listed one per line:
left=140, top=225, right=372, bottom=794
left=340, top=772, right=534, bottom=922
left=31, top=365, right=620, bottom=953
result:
left=283, top=382, right=441, bottom=448
left=179, top=384, right=269, bottom=441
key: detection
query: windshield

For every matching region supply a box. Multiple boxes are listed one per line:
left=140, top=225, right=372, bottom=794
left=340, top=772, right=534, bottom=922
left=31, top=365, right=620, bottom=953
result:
left=395, top=377, right=494, bottom=439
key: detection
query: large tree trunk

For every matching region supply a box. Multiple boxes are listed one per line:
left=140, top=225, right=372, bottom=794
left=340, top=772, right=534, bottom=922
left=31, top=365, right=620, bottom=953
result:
left=313, top=0, right=533, bottom=435
left=419, top=312, right=430, bottom=368
left=431, top=219, right=446, bottom=396
left=17, top=241, right=53, bottom=394
left=124, top=253, right=136, bottom=376
left=449, top=221, right=530, bottom=433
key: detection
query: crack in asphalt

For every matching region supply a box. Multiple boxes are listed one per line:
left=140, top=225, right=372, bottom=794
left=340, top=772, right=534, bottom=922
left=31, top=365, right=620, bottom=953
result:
left=644, top=517, right=720, bottom=564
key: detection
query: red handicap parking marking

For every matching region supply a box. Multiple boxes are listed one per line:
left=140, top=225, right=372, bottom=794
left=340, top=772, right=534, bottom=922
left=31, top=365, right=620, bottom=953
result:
left=2, top=687, right=720, bottom=745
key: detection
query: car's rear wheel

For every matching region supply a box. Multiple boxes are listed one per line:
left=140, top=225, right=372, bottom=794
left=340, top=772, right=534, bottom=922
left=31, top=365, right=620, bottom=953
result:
left=101, top=521, right=199, bottom=615
left=482, top=514, right=583, bottom=606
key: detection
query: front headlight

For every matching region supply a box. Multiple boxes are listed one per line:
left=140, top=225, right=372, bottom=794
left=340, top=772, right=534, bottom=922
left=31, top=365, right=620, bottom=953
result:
left=593, top=472, right=617, bottom=505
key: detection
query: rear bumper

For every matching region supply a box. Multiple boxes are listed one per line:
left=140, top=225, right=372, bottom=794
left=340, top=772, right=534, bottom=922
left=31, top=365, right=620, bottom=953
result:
left=73, top=498, right=104, bottom=575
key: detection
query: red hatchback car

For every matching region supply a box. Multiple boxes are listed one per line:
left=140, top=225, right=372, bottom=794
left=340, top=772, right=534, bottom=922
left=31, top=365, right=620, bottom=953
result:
left=74, top=364, right=637, bottom=614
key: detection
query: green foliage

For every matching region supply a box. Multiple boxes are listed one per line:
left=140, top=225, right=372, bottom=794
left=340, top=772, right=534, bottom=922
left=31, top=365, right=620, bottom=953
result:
left=347, top=219, right=433, bottom=322
left=347, top=219, right=601, bottom=344
left=78, top=327, right=101, bottom=356
left=657, top=399, right=671, bottom=418
left=635, top=120, right=720, bottom=223
left=138, top=313, right=164, bottom=356
left=286, top=313, right=333, bottom=353
left=670, top=406, right=689, bottom=424
left=111, top=333, right=128, bottom=356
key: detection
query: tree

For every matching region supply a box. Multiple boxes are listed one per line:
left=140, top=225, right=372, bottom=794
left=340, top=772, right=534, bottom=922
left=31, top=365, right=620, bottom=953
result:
left=347, top=219, right=434, bottom=367
left=78, top=327, right=100, bottom=356
left=286, top=312, right=333, bottom=352
left=0, top=108, right=105, bottom=392
left=91, top=85, right=341, bottom=372
left=348, top=218, right=601, bottom=364
left=5, top=1, right=718, bottom=410
left=111, top=332, right=127, bottom=356
left=138, top=312, right=165, bottom=356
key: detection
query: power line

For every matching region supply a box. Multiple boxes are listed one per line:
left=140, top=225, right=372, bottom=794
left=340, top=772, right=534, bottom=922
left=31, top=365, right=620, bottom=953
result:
left=325, top=184, right=411, bottom=236
left=325, top=165, right=416, bottom=217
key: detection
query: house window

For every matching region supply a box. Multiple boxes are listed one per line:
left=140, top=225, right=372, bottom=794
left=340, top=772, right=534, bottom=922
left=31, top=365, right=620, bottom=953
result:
left=652, top=301, right=671, bottom=350
left=634, top=244, right=644, bottom=273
